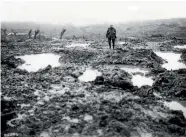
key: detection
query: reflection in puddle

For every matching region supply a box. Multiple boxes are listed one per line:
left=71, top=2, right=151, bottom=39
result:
left=78, top=69, right=102, bottom=82
left=16, top=53, right=61, bottom=72
left=132, top=75, right=153, bottom=87
left=120, top=65, right=149, bottom=75
left=67, top=43, right=90, bottom=48
left=155, top=52, right=186, bottom=70
left=164, top=101, right=186, bottom=118
left=119, top=65, right=153, bottom=87
left=174, top=45, right=186, bottom=49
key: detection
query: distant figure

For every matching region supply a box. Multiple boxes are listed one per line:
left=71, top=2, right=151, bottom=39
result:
left=106, top=25, right=117, bottom=49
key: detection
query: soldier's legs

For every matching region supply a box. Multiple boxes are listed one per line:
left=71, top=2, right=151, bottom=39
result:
left=108, top=38, right=111, bottom=49
left=112, top=39, right=115, bottom=49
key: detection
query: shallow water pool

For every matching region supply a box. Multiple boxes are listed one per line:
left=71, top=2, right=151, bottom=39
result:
left=67, top=43, right=90, bottom=48
left=119, top=65, right=153, bottom=87
left=155, top=51, right=186, bottom=70
left=132, top=75, right=154, bottom=87
left=118, top=41, right=126, bottom=45
left=174, top=45, right=186, bottom=49
left=78, top=69, right=102, bottom=82
left=164, top=101, right=186, bottom=118
left=120, top=65, right=149, bottom=75
left=16, top=53, right=61, bottom=72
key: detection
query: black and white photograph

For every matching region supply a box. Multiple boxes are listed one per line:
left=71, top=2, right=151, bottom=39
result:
left=1, top=0, right=186, bottom=137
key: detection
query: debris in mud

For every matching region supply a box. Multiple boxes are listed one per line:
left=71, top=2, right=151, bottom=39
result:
left=1, top=99, right=17, bottom=133
left=94, top=67, right=134, bottom=90
left=1, top=55, right=25, bottom=68
left=98, top=49, right=164, bottom=68
left=152, top=69, right=186, bottom=99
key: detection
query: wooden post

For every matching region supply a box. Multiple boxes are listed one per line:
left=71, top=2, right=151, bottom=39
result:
left=34, top=30, right=40, bottom=39
left=28, top=29, right=32, bottom=39
left=60, top=29, right=66, bottom=39
left=11, top=30, right=17, bottom=36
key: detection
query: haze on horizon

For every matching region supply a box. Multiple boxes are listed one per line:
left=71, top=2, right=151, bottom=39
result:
left=1, top=1, right=186, bottom=26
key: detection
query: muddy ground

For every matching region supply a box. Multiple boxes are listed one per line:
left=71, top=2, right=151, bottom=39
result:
left=1, top=36, right=186, bottom=137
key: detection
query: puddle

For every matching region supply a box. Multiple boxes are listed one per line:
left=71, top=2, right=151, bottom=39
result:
left=155, top=51, right=186, bottom=70
left=78, top=69, right=102, bottom=82
left=119, top=65, right=153, bottom=87
left=174, top=45, right=186, bottom=49
left=164, top=101, right=186, bottom=118
left=118, top=41, right=126, bottom=45
left=84, top=114, right=93, bottom=121
left=67, top=43, right=90, bottom=48
left=132, top=75, right=153, bottom=87
left=120, top=65, right=149, bottom=75
left=16, top=53, right=61, bottom=72
left=8, top=33, right=27, bottom=36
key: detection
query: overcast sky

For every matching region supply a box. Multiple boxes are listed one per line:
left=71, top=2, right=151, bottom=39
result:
left=1, top=1, right=186, bottom=26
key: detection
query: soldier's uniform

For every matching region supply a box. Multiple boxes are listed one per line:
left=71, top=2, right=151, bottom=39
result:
left=106, top=26, right=117, bottom=49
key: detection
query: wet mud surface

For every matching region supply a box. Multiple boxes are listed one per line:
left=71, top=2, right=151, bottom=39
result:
left=1, top=37, right=186, bottom=137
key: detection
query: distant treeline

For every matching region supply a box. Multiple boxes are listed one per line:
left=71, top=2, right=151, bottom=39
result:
left=2, top=18, right=186, bottom=39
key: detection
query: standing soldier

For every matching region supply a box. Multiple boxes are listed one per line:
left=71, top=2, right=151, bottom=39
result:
left=106, top=25, right=117, bottom=49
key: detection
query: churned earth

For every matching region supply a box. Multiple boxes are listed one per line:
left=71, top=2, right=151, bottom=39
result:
left=1, top=36, right=186, bottom=137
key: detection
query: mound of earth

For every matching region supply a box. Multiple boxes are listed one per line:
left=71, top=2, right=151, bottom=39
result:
left=98, top=49, right=164, bottom=68
left=152, top=69, right=186, bottom=99
left=94, top=67, right=133, bottom=90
